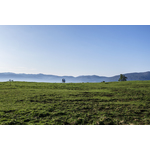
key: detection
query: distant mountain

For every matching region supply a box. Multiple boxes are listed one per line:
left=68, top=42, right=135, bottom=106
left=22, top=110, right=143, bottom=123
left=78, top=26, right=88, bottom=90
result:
left=0, top=71, right=150, bottom=83
left=108, top=71, right=150, bottom=82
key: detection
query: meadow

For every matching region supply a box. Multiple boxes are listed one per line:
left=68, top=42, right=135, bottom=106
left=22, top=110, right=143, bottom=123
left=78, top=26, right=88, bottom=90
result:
left=0, top=81, right=150, bottom=125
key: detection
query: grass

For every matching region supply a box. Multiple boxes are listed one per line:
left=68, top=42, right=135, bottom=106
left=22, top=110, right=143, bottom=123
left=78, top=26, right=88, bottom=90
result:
left=0, top=80, right=150, bottom=125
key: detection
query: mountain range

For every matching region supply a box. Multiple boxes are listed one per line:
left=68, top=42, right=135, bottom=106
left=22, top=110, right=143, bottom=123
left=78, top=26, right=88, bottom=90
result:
left=0, top=71, right=150, bottom=83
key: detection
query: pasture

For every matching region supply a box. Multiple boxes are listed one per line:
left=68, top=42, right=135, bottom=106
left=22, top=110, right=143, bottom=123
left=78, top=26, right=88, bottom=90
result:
left=0, top=81, right=150, bottom=125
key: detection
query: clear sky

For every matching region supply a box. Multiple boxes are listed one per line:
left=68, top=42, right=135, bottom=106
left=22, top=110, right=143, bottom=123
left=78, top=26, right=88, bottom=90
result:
left=0, top=25, right=150, bottom=77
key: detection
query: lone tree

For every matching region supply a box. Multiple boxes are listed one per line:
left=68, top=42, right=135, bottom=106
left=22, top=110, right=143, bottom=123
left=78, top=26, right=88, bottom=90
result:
left=118, top=74, right=127, bottom=81
left=62, top=78, right=65, bottom=83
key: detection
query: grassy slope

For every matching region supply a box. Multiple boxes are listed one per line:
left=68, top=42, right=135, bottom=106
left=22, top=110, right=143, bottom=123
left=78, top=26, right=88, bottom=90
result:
left=0, top=81, right=150, bottom=125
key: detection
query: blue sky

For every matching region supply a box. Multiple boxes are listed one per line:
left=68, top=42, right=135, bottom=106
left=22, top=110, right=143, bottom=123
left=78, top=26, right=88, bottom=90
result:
left=0, top=25, right=150, bottom=77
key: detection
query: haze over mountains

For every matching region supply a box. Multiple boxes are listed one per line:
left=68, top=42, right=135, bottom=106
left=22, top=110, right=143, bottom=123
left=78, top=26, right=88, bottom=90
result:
left=0, top=71, right=150, bottom=83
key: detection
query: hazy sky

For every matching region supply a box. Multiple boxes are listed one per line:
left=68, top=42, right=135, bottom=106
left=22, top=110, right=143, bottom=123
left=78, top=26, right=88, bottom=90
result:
left=0, top=25, right=150, bottom=77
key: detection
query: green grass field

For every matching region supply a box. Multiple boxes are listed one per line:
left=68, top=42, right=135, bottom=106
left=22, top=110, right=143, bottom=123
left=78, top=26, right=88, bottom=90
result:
left=0, top=81, right=150, bottom=125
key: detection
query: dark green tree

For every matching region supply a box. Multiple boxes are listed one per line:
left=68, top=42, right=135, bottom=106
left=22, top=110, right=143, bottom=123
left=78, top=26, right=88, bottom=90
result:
left=118, top=74, right=127, bottom=81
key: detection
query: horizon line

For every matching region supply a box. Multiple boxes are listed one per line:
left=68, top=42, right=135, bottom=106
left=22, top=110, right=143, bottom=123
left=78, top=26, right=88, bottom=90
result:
left=0, top=71, right=150, bottom=78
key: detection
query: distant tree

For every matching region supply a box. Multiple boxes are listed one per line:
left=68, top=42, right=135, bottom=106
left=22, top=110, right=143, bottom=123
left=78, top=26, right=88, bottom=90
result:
left=62, top=78, right=65, bottom=83
left=118, top=74, right=127, bottom=81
